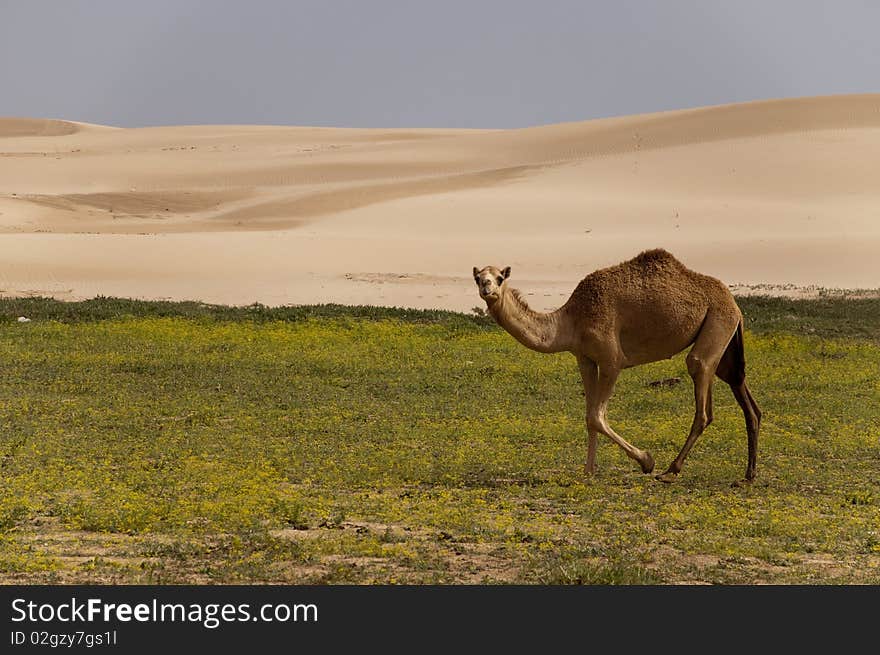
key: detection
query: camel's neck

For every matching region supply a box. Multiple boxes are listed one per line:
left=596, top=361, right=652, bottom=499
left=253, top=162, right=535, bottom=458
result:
left=488, top=288, right=572, bottom=354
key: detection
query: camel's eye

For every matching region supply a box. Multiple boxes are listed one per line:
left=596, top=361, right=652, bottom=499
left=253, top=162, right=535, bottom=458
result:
left=496, top=276, right=504, bottom=286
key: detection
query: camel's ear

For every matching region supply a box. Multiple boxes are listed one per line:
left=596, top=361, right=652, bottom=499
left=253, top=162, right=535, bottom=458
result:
left=472, top=266, right=479, bottom=279
left=502, top=266, right=511, bottom=279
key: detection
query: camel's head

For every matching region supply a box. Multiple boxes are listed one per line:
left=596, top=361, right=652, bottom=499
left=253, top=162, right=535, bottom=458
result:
left=473, top=265, right=511, bottom=303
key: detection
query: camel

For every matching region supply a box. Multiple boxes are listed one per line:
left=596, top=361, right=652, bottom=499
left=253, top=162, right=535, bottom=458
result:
left=473, top=248, right=761, bottom=483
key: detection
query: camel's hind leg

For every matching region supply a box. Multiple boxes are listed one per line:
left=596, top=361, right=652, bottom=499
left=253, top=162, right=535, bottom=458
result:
left=586, top=362, right=655, bottom=474
left=656, top=313, right=738, bottom=483
left=715, top=325, right=762, bottom=483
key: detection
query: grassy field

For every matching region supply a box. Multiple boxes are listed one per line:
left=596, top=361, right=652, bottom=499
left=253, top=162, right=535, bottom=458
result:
left=0, top=296, right=878, bottom=584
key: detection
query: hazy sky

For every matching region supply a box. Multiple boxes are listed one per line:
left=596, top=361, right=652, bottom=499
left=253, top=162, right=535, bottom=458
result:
left=2, top=1, right=878, bottom=128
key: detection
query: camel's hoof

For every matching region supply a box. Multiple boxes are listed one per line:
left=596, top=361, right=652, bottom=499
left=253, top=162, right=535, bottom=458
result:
left=639, top=451, right=655, bottom=474
left=655, top=470, right=678, bottom=484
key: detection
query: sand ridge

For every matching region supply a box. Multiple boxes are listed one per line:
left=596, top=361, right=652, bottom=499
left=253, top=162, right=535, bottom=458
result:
left=1, top=94, right=878, bottom=311
left=0, top=118, right=93, bottom=138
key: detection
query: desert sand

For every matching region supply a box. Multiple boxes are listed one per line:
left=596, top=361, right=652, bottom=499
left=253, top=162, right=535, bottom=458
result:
left=1, top=94, right=878, bottom=312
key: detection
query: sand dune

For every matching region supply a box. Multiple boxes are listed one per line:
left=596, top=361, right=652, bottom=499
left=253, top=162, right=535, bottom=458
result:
left=1, top=95, right=878, bottom=311
left=0, top=118, right=87, bottom=138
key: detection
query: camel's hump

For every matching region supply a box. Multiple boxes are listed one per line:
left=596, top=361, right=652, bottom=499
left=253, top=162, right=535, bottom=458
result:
left=567, top=249, right=693, bottom=304
left=599, top=248, right=686, bottom=276
left=629, top=248, right=684, bottom=269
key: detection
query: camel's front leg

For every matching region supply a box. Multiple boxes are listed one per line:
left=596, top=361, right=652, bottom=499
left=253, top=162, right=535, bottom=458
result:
left=586, top=430, right=598, bottom=476
left=577, top=356, right=600, bottom=475
left=588, top=362, right=655, bottom=474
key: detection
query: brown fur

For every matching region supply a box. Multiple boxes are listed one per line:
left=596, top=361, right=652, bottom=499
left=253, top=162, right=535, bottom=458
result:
left=473, top=248, right=761, bottom=483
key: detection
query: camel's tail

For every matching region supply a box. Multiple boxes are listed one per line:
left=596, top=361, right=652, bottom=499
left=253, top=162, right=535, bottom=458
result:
left=722, top=320, right=747, bottom=386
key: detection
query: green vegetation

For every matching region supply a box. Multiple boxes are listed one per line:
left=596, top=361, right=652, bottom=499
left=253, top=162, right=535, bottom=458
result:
left=0, top=296, right=878, bottom=584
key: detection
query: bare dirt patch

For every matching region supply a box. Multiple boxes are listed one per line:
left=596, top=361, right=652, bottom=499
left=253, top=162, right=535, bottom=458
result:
left=729, top=283, right=880, bottom=300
